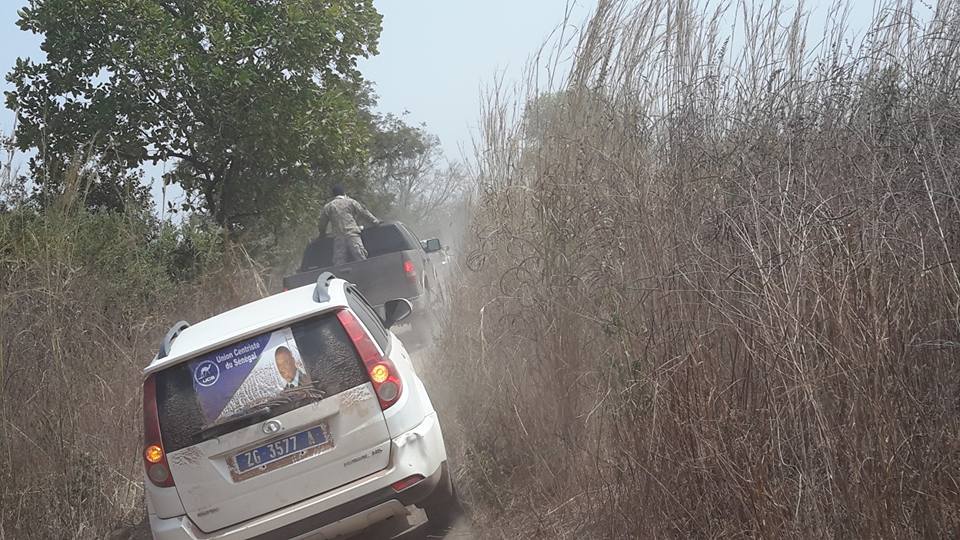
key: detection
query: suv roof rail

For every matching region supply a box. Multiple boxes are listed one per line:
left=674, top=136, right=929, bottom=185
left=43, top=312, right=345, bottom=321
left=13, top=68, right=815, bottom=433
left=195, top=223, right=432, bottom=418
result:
left=158, top=321, right=190, bottom=360
left=314, top=272, right=336, bottom=303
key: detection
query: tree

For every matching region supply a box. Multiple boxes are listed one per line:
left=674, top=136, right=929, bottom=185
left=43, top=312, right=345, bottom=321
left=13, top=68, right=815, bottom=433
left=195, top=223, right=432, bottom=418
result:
left=6, top=0, right=382, bottom=228
left=367, top=114, right=466, bottom=226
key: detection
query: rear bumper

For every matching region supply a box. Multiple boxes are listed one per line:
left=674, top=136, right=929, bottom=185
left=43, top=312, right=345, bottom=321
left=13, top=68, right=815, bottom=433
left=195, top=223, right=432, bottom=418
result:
left=148, top=413, right=446, bottom=540
left=248, top=462, right=446, bottom=540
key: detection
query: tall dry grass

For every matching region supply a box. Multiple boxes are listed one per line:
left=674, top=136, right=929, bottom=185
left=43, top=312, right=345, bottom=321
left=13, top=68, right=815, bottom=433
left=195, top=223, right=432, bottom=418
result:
left=0, top=163, right=268, bottom=538
left=432, top=0, right=960, bottom=537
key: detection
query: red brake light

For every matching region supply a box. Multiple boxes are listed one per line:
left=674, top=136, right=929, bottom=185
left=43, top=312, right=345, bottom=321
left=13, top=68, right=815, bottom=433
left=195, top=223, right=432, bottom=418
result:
left=402, top=258, right=417, bottom=285
left=337, top=310, right=404, bottom=409
left=143, top=375, right=175, bottom=488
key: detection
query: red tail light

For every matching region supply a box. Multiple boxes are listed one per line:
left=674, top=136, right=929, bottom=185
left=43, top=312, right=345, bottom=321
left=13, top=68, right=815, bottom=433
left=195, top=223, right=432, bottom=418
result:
left=337, top=310, right=403, bottom=409
left=143, top=375, right=175, bottom=488
left=402, top=257, right=418, bottom=285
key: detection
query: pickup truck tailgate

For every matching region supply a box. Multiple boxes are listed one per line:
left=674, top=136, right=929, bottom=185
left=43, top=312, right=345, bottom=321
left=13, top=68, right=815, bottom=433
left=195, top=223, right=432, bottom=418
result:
left=285, top=252, right=421, bottom=307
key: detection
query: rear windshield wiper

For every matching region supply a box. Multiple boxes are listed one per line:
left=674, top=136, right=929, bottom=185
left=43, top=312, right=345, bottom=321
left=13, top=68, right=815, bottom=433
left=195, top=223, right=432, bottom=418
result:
left=262, top=384, right=326, bottom=407
left=195, top=385, right=327, bottom=440
left=198, top=406, right=272, bottom=439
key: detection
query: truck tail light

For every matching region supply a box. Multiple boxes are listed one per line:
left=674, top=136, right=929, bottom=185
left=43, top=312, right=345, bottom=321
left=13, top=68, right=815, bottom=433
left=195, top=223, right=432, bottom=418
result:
left=402, top=256, right=417, bottom=284
left=143, top=375, right=175, bottom=488
left=337, top=310, right=404, bottom=409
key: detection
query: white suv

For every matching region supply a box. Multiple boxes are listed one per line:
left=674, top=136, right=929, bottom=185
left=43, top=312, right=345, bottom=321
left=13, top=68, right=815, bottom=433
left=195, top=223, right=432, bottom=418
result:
left=142, top=273, right=460, bottom=539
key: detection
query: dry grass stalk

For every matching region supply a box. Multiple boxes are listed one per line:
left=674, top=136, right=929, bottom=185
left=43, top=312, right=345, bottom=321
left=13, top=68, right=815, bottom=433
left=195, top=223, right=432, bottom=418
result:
left=430, top=1, right=960, bottom=537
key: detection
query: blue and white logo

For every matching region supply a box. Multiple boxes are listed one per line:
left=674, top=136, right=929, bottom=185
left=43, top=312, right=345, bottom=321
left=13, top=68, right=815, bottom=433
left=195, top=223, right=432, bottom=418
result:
left=194, top=360, right=220, bottom=387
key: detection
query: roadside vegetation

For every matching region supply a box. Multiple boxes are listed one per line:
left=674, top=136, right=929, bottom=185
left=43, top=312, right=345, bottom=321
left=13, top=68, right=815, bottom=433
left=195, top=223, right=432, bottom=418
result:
left=431, top=0, right=960, bottom=537
left=0, top=157, right=268, bottom=537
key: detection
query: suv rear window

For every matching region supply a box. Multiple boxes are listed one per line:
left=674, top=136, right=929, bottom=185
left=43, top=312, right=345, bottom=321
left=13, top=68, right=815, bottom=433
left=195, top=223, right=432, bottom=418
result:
left=154, top=313, right=367, bottom=452
left=300, top=224, right=418, bottom=270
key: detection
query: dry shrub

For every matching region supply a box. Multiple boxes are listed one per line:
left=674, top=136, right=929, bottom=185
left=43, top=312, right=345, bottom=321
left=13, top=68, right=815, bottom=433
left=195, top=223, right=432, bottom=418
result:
left=0, top=180, right=268, bottom=538
left=432, top=0, right=960, bottom=537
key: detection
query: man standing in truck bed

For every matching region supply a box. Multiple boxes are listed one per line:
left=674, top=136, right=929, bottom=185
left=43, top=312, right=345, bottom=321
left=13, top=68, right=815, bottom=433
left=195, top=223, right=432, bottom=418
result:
left=318, top=184, right=382, bottom=265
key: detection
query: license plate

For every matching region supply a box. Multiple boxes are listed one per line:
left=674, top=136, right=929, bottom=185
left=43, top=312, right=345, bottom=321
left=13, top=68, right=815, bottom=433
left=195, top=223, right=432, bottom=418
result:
left=234, top=426, right=328, bottom=473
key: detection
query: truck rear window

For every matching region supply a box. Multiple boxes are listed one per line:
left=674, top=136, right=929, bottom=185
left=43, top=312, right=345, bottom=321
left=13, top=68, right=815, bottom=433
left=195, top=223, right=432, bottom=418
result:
left=154, top=313, right=367, bottom=452
left=300, top=224, right=418, bottom=270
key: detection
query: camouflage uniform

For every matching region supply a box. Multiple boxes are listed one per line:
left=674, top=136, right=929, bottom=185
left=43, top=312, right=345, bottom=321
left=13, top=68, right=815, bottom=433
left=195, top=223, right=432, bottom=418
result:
left=332, top=236, right=367, bottom=265
left=318, top=195, right=380, bottom=265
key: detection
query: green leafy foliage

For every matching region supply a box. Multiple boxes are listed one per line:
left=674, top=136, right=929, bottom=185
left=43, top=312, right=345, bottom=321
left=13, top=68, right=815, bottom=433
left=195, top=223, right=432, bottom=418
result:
left=6, top=0, right=382, bottom=229
left=0, top=205, right=225, bottom=310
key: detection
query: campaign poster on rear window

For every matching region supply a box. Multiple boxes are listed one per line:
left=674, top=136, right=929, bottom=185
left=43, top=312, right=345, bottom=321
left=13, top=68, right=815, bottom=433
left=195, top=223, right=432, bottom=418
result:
left=188, top=328, right=312, bottom=424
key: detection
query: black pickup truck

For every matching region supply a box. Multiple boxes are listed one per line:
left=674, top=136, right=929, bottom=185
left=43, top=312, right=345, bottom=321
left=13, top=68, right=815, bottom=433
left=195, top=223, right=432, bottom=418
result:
left=282, top=222, right=444, bottom=342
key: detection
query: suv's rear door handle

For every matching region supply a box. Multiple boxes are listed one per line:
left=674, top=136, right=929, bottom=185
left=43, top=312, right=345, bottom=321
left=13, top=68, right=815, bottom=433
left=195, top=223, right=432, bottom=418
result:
left=340, top=267, right=353, bottom=273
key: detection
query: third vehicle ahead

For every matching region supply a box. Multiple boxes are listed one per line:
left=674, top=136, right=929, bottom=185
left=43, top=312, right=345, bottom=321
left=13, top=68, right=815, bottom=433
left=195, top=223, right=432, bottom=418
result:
left=282, top=222, right=444, bottom=345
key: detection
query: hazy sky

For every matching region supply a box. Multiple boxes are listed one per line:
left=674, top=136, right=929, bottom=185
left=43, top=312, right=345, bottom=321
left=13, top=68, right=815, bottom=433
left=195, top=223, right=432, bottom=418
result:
left=362, top=0, right=598, bottom=159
